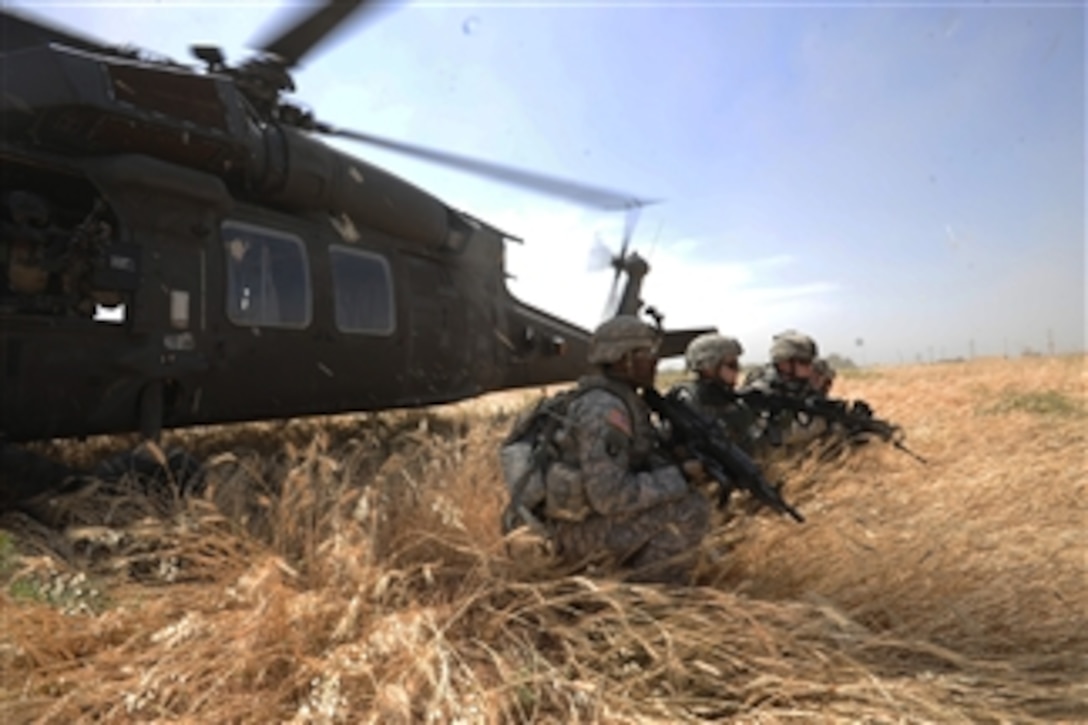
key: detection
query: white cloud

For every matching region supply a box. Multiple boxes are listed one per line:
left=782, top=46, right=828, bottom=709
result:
left=483, top=202, right=840, bottom=364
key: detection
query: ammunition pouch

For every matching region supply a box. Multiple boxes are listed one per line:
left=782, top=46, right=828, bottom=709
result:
left=543, top=462, right=591, bottom=522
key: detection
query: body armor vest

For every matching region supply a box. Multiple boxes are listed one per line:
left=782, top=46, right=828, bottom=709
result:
left=567, top=373, right=657, bottom=468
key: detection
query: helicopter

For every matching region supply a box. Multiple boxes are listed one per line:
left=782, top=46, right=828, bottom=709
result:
left=0, top=0, right=714, bottom=463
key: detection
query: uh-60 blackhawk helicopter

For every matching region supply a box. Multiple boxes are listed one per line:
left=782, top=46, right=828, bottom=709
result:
left=0, top=0, right=715, bottom=497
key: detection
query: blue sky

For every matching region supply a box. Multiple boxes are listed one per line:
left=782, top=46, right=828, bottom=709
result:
left=8, top=0, right=1084, bottom=365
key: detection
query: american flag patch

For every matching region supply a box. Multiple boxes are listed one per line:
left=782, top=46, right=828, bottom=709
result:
left=605, top=408, right=632, bottom=437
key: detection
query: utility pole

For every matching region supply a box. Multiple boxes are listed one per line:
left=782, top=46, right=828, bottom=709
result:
left=1048, top=328, right=1055, bottom=356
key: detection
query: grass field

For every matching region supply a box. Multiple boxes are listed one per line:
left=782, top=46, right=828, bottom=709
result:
left=1, top=354, right=1085, bottom=722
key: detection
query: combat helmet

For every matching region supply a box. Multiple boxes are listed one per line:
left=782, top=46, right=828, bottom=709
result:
left=770, top=329, right=818, bottom=363
left=587, top=315, right=660, bottom=365
left=812, top=357, right=836, bottom=380
left=685, top=333, right=744, bottom=372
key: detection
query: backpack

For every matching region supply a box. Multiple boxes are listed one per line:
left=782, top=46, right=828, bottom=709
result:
left=498, top=387, right=582, bottom=535
left=498, top=379, right=635, bottom=534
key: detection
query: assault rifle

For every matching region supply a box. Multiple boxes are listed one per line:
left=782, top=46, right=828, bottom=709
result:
left=736, top=389, right=928, bottom=464
left=643, top=387, right=804, bottom=523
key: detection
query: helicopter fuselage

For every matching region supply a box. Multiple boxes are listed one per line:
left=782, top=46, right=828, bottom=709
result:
left=1, top=42, right=589, bottom=443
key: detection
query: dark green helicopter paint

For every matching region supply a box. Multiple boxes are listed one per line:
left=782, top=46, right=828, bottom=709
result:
left=0, top=0, right=712, bottom=448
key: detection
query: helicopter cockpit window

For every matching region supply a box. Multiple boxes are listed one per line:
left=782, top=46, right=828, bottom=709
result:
left=222, top=221, right=311, bottom=329
left=329, top=246, right=395, bottom=336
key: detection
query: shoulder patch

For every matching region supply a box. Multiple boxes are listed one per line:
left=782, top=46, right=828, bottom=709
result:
left=605, top=407, right=633, bottom=437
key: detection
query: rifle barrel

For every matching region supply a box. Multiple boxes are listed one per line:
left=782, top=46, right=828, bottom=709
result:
left=644, top=387, right=804, bottom=523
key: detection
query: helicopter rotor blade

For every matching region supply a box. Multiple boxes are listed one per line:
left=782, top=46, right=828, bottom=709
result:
left=314, top=122, right=659, bottom=211
left=599, top=205, right=646, bottom=320
left=588, top=233, right=614, bottom=272
left=647, top=220, right=664, bottom=261
left=252, top=0, right=384, bottom=68
left=602, top=273, right=622, bottom=321
left=1, top=7, right=122, bottom=56
left=617, top=204, right=641, bottom=263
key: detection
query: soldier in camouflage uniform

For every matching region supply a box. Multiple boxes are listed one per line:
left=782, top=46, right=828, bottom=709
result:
left=740, top=329, right=819, bottom=396
left=809, top=358, right=836, bottom=398
left=668, top=333, right=757, bottom=451
left=738, top=330, right=821, bottom=447
left=509, top=315, right=711, bottom=585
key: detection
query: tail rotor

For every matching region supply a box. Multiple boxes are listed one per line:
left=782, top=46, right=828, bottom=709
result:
left=594, top=202, right=654, bottom=321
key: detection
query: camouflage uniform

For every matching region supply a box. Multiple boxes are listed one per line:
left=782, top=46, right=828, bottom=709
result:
left=740, top=362, right=809, bottom=396
left=739, top=329, right=818, bottom=395
left=503, top=315, right=710, bottom=585
left=547, top=374, right=709, bottom=585
left=669, top=333, right=756, bottom=451
left=670, top=379, right=757, bottom=452
left=738, top=330, right=820, bottom=447
left=809, top=358, right=836, bottom=398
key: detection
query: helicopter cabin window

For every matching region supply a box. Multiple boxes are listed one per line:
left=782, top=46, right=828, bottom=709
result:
left=222, top=221, right=311, bottom=329
left=328, top=246, right=395, bottom=335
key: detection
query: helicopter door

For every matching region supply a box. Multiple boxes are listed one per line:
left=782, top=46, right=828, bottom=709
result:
left=203, top=219, right=317, bottom=423
left=403, top=254, right=470, bottom=402
left=320, top=242, right=405, bottom=410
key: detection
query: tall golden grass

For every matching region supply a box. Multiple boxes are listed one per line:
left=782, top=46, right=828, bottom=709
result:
left=1, top=354, right=1085, bottom=722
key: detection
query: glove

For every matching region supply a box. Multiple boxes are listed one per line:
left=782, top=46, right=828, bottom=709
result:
left=681, top=458, right=708, bottom=483
left=851, top=400, right=874, bottom=418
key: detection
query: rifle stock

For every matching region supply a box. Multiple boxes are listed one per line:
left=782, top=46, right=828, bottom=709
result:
left=643, top=387, right=804, bottom=523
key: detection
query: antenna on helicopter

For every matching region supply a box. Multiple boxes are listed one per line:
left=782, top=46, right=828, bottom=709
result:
left=190, top=45, right=227, bottom=72
left=186, top=0, right=376, bottom=121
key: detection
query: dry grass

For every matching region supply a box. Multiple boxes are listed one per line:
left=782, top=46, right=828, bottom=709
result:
left=1, top=354, right=1085, bottom=723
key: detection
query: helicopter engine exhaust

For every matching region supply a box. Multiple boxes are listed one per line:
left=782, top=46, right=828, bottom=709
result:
left=258, top=126, right=451, bottom=249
